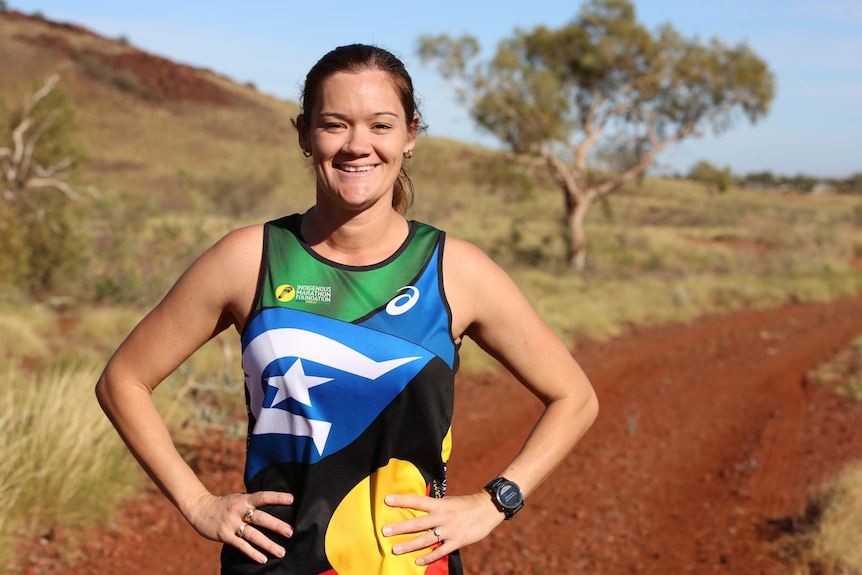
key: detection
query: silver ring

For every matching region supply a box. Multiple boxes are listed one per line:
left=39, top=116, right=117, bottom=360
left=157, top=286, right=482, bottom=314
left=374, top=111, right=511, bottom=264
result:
left=432, top=528, right=442, bottom=543
left=243, top=507, right=255, bottom=523
left=236, top=524, right=247, bottom=539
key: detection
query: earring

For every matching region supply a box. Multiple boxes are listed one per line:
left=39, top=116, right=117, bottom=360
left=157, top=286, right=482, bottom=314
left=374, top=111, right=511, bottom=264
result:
left=404, top=150, right=413, bottom=159
left=302, top=149, right=312, bottom=158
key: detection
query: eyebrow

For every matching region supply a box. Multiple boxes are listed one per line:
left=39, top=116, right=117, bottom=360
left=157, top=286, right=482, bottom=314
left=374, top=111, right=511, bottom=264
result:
left=317, top=111, right=402, bottom=120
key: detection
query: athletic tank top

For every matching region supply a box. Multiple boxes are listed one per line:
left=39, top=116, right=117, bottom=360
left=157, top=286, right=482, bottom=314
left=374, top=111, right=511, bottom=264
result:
left=223, top=214, right=462, bottom=575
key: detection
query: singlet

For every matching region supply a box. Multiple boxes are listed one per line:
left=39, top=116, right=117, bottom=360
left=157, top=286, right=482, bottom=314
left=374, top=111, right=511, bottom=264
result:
left=223, top=214, right=462, bottom=575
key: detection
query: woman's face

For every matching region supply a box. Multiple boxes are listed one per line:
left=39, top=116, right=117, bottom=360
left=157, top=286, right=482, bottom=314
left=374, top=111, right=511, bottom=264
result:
left=300, top=69, right=416, bottom=213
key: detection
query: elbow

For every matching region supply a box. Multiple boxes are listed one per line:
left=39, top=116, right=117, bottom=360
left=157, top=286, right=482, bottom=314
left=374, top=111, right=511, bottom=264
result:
left=583, top=387, right=599, bottom=428
left=94, top=372, right=111, bottom=413
left=95, top=366, right=125, bottom=417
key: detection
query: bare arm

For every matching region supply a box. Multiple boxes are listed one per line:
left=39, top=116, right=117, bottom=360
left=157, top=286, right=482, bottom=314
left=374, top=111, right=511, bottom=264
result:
left=452, top=237, right=598, bottom=495
left=383, top=236, right=598, bottom=566
left=95, top=225, right=293, bottom=564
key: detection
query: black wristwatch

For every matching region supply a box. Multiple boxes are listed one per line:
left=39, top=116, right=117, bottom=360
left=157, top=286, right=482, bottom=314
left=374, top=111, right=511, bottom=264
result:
left=484, top=477, right=524, bottom=520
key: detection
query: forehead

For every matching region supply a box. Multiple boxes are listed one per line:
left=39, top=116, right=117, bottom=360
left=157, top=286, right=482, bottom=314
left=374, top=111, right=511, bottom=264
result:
left=313, top=70, right=404, bottom=114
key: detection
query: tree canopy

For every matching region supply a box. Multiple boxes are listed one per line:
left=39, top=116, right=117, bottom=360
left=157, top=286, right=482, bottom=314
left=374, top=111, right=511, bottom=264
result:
left=688, top=160, right=733, bottom=196
left=418, top=0, right=775, bottom=268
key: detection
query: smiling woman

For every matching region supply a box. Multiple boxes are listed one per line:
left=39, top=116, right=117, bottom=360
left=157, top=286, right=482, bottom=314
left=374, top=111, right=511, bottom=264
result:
left=95, top=43, right=598, bottom=575
left=296, top=69, right=419, bottom=231
left=294, top=44, right=423, bottom=220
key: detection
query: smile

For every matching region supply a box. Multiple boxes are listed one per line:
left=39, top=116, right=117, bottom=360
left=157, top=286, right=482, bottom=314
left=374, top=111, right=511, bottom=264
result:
left=338, top=165, right=376, bottom=173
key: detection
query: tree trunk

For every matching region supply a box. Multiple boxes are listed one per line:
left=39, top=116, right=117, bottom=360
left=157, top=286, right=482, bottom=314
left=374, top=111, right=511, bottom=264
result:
left=544, top=153, right=592, bottom=270
left=565, top=191, right=591, bottom=271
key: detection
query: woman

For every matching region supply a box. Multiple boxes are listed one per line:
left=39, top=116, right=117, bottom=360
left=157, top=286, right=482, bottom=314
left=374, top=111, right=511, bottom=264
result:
left=97, top=44, right=598, bottom=574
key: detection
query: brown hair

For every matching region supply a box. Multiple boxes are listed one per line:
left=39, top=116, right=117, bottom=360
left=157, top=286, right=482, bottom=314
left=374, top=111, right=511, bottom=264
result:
left=296, top=44, right=425, bottom=214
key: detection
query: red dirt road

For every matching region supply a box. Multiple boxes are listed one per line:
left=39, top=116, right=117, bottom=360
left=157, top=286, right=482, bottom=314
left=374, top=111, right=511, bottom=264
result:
left=18, top=298, right=862, bottom=574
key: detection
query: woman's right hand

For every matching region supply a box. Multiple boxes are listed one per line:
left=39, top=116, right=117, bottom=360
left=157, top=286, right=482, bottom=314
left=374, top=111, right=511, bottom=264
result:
left=185, top=490, right=295, bottom=564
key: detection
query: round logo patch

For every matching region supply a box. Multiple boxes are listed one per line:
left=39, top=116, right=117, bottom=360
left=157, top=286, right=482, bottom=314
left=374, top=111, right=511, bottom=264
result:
left=276, top=284, right=296, bottom=302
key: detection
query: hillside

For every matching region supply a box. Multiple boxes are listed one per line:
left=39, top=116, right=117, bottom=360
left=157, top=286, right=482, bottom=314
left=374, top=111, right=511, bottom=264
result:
left=0, top=11, right=491, bottom=216
left=1, top=10, right=316, bottom=215
left=0, top=10, right=490, bottom=306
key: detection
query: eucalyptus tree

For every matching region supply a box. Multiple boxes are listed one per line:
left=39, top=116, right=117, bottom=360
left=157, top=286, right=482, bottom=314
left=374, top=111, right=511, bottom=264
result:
left=419, top=0, right=774, bottom=268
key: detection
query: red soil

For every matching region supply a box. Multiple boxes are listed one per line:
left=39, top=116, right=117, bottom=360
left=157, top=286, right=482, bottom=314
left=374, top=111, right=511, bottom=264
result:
left=11, top=12, right=240, bottom=106
left=15, top=298, right=862, bottom=574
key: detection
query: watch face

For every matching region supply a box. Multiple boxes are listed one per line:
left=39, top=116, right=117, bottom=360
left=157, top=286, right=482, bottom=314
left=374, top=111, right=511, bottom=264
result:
left=498, top=482, right=523, bottom=508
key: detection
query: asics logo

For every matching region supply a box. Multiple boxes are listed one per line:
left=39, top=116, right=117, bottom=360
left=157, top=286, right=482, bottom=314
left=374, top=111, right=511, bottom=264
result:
left=386, top=286, right=420, bottom=316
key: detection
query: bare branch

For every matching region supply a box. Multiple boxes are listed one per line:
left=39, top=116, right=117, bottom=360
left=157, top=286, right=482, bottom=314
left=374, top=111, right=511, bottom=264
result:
left=1, top=73, right=84, bottom=203
left=36, top=157, right=73, bottom=177
left=20, top=108, right=62, bottom=183
left=10, top=116, right=34, bottom=173
left=22, top=74, right=60, bottom=117
left=25, top=176, right=84, bottom=201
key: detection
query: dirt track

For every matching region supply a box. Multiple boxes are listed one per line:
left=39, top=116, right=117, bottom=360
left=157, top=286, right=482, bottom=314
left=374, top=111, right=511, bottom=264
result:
left=18, top=298, right=862, bottom=574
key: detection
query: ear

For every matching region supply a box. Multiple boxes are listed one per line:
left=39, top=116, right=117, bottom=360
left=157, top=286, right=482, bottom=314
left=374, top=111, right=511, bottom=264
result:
left=404, top=113, right=419, bottom=152
left=295, top=114, right=309, bottom=153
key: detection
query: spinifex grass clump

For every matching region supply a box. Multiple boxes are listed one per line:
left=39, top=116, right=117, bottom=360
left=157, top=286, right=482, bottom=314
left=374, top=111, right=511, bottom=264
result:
left=806, top=464, right=862, bottom=574
left=782, top=464, right=862, bottom=575
left=0, top=365, right=140, bottom=563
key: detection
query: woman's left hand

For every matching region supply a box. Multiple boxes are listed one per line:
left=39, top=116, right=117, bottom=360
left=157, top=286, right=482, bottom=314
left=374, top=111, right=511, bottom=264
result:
left=381, top=491, right=505, bottom=566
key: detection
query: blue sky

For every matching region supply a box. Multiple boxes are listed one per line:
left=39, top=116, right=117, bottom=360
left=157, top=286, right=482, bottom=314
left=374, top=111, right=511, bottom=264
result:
left=8, top=0, right=862, bottom=178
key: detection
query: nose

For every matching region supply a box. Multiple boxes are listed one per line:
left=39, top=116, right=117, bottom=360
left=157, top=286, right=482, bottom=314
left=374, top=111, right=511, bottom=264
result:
left=342, top=126, right=372, bottom=156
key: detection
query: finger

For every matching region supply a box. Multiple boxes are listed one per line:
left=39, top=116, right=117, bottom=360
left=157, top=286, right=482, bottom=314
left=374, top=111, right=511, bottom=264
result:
left=390, top=529, right=440, bottom=555
left=381, top=514, right=436, bottom=538
left=241, top=506, right=294, bottom=538
left=416, top=545, right=449, bottom=567
left=248, top=490, right=294, bottom=507
left=242, top=492, right=294, bottom=538
left=234, top=524, right=286, bottom=563
left=384, top=494, right=433, bottom=512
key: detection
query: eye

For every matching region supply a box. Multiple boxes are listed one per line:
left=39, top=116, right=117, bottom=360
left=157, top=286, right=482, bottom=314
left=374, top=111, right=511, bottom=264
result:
left=372, top=123, right=393, bottom=131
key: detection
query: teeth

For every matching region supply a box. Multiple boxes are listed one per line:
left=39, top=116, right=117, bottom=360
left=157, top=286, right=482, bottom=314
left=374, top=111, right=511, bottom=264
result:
left=341, top=165, right=375, bottom=173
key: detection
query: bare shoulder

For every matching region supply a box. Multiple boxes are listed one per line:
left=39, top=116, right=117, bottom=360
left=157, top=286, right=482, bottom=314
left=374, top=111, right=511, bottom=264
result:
left=149, top=223, right=266, bottom=334
left=208, top=223, right=265, bottom=266
left=442, top=234, right=529, bottom=340
left=204, top=223, right=266, bottom=328
left=181, top=224, right=265, bottom=296
left=442, top=235, right=501, bottom=279
left=103, top=223, right=267, bottom=388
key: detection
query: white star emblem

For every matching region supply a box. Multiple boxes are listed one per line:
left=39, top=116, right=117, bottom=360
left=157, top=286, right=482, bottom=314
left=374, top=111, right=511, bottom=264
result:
left=266, top=359, right=332, bottom=407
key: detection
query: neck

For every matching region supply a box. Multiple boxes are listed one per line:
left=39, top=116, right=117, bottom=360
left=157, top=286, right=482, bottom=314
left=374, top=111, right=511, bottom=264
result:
left=301, top=205, right=408, bottom=266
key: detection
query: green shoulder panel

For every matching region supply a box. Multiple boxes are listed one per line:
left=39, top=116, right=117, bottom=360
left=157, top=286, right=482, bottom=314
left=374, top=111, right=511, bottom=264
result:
left=258, top=214, right=441, bottom=323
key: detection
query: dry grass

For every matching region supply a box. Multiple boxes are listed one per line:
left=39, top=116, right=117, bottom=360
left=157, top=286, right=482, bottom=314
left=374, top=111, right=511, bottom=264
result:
left=782, top=464, right=862, bottom=575
left=806, top=465, right=862, bottom=573
left=0, top=330, right=244, bottom=568
left=776, top=339, right=862, bottom=574
left=0, top=306, right=52, bottom=366
left=0, top=364, right=141, bottom=565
